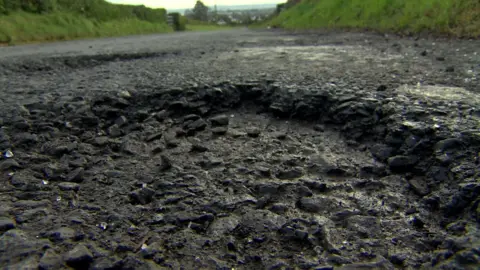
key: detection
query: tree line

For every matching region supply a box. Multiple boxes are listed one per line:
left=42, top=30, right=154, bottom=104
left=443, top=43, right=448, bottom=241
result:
left=0, top=0, right=167, bottom=23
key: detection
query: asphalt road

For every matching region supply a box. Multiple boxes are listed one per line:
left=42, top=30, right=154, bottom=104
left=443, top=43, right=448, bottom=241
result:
left=0, top=29, right=479, bottom=269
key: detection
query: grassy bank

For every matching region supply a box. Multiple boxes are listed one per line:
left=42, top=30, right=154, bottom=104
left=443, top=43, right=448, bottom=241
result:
left=268, top=0, right=480, bottom=37
left=0, top=0, right=171, bottom=44
left=0, top=12, right=171, bottom=44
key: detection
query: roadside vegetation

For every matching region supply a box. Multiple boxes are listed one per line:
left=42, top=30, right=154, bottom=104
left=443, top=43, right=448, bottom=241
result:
left=268, top=0, right=480, bottom=37
left=0, top=0, right=171, bottom=44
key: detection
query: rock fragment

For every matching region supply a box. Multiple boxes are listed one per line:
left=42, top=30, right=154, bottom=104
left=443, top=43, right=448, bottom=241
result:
left=210, top=115, right=229, bottom=126
left=65, top=244, right=93, bottom=269
left=66, top=168, right=84, bottom=183
left=0, top=217, right=15, bottom=232
left=387, top=156, right=418, bottom=172
left=129, top=188, right=155, bottom=205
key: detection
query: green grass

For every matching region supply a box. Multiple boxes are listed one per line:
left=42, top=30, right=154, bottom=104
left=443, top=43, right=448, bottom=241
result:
left=267, top=0, right=480, bottom=37
left=0, top=11, right=172, bottom=44
left=0, top=0, right=172, bottom=45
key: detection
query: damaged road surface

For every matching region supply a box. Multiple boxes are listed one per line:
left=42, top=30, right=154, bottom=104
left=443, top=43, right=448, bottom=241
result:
left=0, top=29, right=479, bottom=269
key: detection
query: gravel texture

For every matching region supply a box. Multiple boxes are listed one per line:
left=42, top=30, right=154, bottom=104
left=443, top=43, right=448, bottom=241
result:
left=0, top=29, right=479, bottom=269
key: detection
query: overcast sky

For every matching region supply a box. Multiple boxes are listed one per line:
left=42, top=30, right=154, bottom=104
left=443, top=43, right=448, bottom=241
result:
left=107, top=0, right=282, bottom=9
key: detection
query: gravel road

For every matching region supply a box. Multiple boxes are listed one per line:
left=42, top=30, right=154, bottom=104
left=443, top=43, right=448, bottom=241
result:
left=0, top=29, right=479, bottom=269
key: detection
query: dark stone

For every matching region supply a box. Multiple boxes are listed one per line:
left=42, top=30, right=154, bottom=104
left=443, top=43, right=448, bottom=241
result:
left=455, top=250, right=480, bottom=265
left=269, top=204, right=288, bottom=214
left=90, top=257, right=119, bottom=270
left=116, top=241, right=136, bottom=252
left=246, top=127, right=261, bottom=138
left=297, top=197, right=334, bottom=213
left=421, top=50, right=428, bottom=56
left=107, top=124, right=122, bottom=138
left=389, top=253, right=407, bottom=265
left=212, top=127, right=228, bottom=135
left=370, top=144, right=394, bottom=162
left=405, top=208, right=417, bottom=215
left=158, top=155, right=172, bottom=171
left=410, top=216, right=425, bottom=229
left=274, top=132, right=287, bottom=140
left=185, top=119, right=207, bottom=133
left=191, top=144, right=208, bottom=152
left=135, top=110, right=149, bottom=122
left=359, top=164, right=387, bottom=178
left=256, top=166, right=271, bottom=177
left=276, top=167, right=304, bottom=179
left=13, top=133, right=38, bottom=145
left=0, top=159, right=21, bottom=171
left=326, top=167, right=348, bottom=177
left=10, top=171, right=37, bottom=187
left=446, top=66, right=455, bottom=72
left=65, top=244, right=93, bottom=269
left=444, top=194, right=469, bottom=216
left=93, top=136, right=109, bottom=146
left=0, top=217, right=15, bottom=232
left=326, top=255, right=352, bottom=265
left=314, top=124, right=325, bottom=132
left=183, top=114, right=201, bottom=122
left=446, top=220, right=467, bottom=235
left=377, top=85, right=387, bottom=91
left=236, top=210, right=286, bottom=235
left=336, top=256, right=394, bottom=269
left=66, top=168, right=85, bottom=183
left=428, top=166, right=450, bottom=182
left=155, top=110, right=169, bottom=121
left=210, top=115, right=229, bottom=126
left=297, top=186, right=313, bottom=197
left=48, top=227, right=76, bottom=242
left=69, top=157, right=87, bottom=168
left=115, top=116, right=128, bottom=127
left=294, top=229, right=309, bottom=240
left=175, top=128, right=187, bottom=137
left=58, top=182, right=80, bottom=191
left=129, top=188, right=155, bottom=205
left=408, top=178, right=430, bottom=196
left=436, top=56, right=445, bottom=61
left=302, top=181, right=327, bottom=192
left=435, top=138, right=463, bottom=152
left=151, top=146, right=163, bottom=154
left=39, top=249, right=63, bottom=270
left=164, top=136, right=179, bottom=148
left=387, top=156, right=418, bottom=172
left=146, top=132, right=163, bottom=142
left=316, top=267, right=334, bottom=270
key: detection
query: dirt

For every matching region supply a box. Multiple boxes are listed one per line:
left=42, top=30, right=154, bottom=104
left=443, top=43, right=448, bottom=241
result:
left=0, top=29, right=479, bottom=269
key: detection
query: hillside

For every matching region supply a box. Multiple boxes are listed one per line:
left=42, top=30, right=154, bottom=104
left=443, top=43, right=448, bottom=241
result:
left=268, top=0, right=480, bottom=37
left=0, top=0, right=171, bottom=44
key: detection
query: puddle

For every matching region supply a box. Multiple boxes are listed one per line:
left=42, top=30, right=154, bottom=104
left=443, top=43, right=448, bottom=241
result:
left=398, top=85, right=480, bottom=106
left=222, top=45, right=402, bottom=63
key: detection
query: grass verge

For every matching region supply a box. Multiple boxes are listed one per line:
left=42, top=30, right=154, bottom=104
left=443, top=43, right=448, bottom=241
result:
left=267, top=0, right=480, bottom=38
left=0, top=11, right=172, bottom=44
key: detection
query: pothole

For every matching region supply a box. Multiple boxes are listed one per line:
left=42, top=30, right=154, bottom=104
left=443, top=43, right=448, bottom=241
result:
left=0, top=81, right=479, bottom=269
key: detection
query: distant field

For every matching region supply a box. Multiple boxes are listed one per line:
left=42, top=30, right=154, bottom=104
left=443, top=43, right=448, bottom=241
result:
left=268, top=0, right=480, bottom=37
